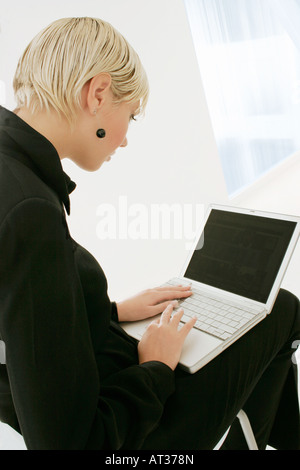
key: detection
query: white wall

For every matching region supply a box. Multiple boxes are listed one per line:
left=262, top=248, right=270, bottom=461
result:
left=0, top=0, right=229, bottom=301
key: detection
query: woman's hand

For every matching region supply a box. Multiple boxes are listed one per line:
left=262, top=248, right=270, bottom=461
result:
left=138, top=303, right=196, bottom=370
left=116, top=284, right=193, bottom=322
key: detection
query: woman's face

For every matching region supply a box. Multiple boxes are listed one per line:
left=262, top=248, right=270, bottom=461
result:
left=72, top=92, right=140, bottom=172
left=99, top=98, right=139, bottom=163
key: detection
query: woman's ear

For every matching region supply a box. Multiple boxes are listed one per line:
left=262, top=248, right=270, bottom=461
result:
left=85, top=73, right=112, bottom=115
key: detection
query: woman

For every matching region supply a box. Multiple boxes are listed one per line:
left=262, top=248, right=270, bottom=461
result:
left=0, top=17, right=299, bottom=450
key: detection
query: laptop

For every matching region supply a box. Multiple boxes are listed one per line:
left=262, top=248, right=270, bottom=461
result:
left=121, top=204, right=300, bottom=373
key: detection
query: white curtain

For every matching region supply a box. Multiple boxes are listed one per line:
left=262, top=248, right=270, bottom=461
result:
left=184, top=0, right=300, bottom=195
left=269, top=0, right=300, bottom=50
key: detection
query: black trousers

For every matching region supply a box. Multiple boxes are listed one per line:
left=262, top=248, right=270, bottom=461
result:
left=142, top=289, right=300, bottom=450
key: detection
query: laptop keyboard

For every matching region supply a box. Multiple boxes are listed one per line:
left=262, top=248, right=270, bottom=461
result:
left=164, top=278, right=263, bottom=341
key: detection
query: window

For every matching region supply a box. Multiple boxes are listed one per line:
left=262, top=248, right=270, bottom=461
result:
left=184, top=0, right=300, bottom=196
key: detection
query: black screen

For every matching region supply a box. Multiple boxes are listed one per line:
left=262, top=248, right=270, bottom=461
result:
left=184, top=210, right=296, bottom=303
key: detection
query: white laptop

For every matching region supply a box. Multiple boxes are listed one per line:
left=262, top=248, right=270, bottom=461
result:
left=121, top=205, right=300, bottom=373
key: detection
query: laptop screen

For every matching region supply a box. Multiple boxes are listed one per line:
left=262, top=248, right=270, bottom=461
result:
left=184, top=209, right=297, bottom=303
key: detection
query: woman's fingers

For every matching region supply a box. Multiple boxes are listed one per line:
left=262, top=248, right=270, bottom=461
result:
left=154, top=285, right=192, bottom=301
left=149, top=299, right=178, bottom=316
left=163, top=306, right=197, bottom=335
left=179, top=315, right=197, bottom=338
left=160, top=303, right=174, bottom=324
left=160, top=305, right=194, bottom=329
left=155, top=285, right=192, bottom=292
left=147, top=285, right=193, bottom=316
left=170, top=307, right=184, bottom=326
left=140, top=304, right=197, bottom=370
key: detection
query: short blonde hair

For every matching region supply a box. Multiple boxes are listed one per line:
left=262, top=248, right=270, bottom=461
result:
left=13, top=17, right=149, bottom=123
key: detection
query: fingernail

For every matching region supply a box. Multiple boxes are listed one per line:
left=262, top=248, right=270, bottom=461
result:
left=172, top=300, right=179, bottom=307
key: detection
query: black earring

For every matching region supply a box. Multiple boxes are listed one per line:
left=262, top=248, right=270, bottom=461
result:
left=96, top=128, right=106, bottom=139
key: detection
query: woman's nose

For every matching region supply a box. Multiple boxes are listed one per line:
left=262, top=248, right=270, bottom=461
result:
left=121, top=137, right=128, bottom=148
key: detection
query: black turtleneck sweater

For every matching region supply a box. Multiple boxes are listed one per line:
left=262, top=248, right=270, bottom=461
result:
left=0, top=106, right=175, bottom=450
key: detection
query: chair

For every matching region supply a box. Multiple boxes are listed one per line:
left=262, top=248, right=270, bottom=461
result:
left=214, top=410, right=259, bottom=450
left=1, top=409, right=258, bottom=450
left=0, top=421, right=27, bottom=450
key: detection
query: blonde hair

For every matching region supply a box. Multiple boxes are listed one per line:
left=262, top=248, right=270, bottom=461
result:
left=13, top=17, right=149, bottom=123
